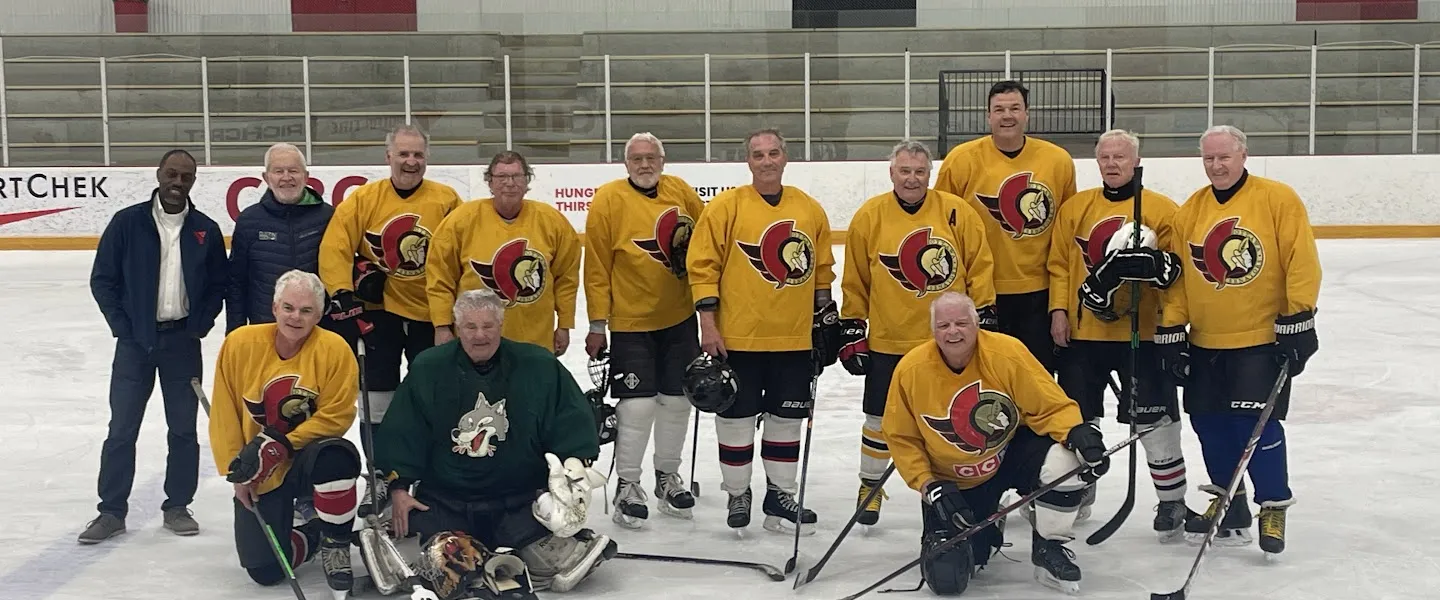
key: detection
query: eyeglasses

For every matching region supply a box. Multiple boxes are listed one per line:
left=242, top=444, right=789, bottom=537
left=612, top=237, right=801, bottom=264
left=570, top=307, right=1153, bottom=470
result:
left=489, top=174, right=527, bottom=182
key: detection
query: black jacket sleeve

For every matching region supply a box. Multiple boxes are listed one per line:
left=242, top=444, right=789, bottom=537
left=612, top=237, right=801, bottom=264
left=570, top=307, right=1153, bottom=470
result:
left=226, top=218, right=252, bottom=333
left=198, top=220, right=229, bottom=337
left=90, top=215, right=131, bottom=339
left=541, top=358, right=601, bottom=462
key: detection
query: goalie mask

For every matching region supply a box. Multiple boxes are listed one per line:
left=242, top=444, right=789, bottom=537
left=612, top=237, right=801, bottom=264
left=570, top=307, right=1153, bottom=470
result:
left=415, top=531, right=488, bottom=600
left=682, top=354, right=738, bottom=414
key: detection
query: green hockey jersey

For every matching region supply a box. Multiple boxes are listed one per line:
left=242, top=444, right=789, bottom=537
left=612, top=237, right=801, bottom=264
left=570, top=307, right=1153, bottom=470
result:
left=374, top=338, right=600, bottom=499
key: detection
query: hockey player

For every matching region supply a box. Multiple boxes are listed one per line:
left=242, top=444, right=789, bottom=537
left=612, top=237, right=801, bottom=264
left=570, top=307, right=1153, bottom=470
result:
left=935, top=80, right=1077, bottom=371
left=883, top=291, right=1108, bottom=595
left=428, top=151, right=580, bottom=356
left=317, top=124, right=463, bottom=504
left=583, top=133, right=704, bottom=528
left=840, top=139, right=998, bottom=527
left=1048, top=129, right=1192, bottom=540
left=687, top=128, right=837, bottom=534
left=209, top=270, right=362, bottom=596
left=375, top=288, right=615, bottom=593
left=1156, top=125, right=1320, bottom=555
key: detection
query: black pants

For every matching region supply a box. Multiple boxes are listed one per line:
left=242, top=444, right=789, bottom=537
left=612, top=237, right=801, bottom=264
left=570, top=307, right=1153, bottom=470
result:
left=235, top=438, right=360, bottom=585
left=96, top=326, right=203, bottom=518
left=358, top=309, right=435, bottom=392
left=997, top=290, right=1055, bottom=373
left=409, top=487, right=551, bottom=551
left=1057, top=340, right=1180, bottom=424
left=609, top=316, right=701, bottom=399
left=922, top=428, right=1060, bottom=566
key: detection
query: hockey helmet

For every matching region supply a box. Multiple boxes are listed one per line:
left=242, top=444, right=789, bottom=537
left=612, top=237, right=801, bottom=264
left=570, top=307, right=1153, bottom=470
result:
left=415, top=531, right=488, bottom=600
left=682, top=354, right=739, bottom=414
left=585, top=348, right=617, bottom=445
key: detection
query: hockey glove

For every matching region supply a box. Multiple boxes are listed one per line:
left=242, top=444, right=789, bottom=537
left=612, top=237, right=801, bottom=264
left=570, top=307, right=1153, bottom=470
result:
left=353, top=256, right=387, bottom=304
left=837, top=319, right=870, bottom=376
left=1154, top=324, right=1191, bottom=382
left=327, top=290, right=365, bottom=322
left=226, top=427, right=294, bottom=487
left=1274, top=310, right=1318, bottom=377
left=533, top=453, right=607, bottom=538
left=923, top=480, right=977, bottom=530
left=974, top=304, right=998, bottom=332
left=812, top=300, right=842, bottom=368
left=1078, top=259, right=1124, bottom=322
left=669, top=237, right=690, bottom=279
left=1065, top=422, right=1109, bottom=483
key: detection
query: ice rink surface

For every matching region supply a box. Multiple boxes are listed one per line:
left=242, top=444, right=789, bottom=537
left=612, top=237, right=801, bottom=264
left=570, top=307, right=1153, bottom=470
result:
left=1, top=238, right=1438, bottom=600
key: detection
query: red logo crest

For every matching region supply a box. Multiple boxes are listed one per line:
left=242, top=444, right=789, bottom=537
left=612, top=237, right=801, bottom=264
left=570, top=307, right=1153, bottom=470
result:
left=923, top=381, right=1019, bottom=455
left=976, top=172, right=1058, bottom=240
left=736, top=220, right=815, bottom=289
left=244, top=374, right=318, bottom=434
left=878, top=228, right=959, bottom=298
left=363, top=213, right=431, bottom=278
left=1188, top=217, right=1263, bottom=290
left=1074, top=216, right=1126, bottom=269
left=193, top=230, right=207, bottom=245
left=633, top=207, right=695, bottom=272
left=471, top=239, right=548, bottom=307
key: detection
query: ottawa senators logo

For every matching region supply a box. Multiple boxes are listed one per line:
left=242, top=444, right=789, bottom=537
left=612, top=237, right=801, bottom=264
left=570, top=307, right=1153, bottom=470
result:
left=736, top=220, right=815, bottom=289
left=633, top=207, right=694, bottom=273
left=1074, top=215, right=1126, bottom=269
left=977, top=172, right=1057, bottom=240
left=1189, top=217, right=1263, bottom=290
left=879, top=228, right=958, bottom=298
left=363, top=213, right=431, bottom=279
left=471, top=239, right=548, bottom=307
left=244, top=375, right=318, bottom=434
left=923, top=381, right=1019, bottom=455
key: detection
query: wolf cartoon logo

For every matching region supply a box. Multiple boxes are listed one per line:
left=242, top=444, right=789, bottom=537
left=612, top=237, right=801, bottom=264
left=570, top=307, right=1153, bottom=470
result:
left=451, top=392, right=511, bottom=458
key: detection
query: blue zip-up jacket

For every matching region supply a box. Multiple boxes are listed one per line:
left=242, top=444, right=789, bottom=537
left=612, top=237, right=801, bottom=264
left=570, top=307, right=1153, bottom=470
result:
left=226, top=187, right=334, bottom=332
left=90, top=192, right=229, bottom=351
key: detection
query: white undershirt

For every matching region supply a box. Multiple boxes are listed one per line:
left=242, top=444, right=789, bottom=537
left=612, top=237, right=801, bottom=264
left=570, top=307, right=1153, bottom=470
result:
left=153, top=195, right=190, bottom=322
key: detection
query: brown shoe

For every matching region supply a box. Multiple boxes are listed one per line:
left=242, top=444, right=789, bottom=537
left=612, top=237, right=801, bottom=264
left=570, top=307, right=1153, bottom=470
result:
left=162, top=508, right=200, bottom=536
left=78, top=514, right=126, bottom=544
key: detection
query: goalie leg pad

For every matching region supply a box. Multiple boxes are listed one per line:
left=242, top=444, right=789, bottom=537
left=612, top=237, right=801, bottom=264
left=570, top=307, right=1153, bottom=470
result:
left=519, top=530, right=615, bottom=593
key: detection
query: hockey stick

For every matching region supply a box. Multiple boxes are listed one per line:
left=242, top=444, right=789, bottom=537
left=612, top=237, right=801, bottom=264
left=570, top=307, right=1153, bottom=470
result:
left=837, top=425, right=1157, bottom=600
left=1150, top=359, right=1290, bottom=600
left=192, top=378, right=310, bottom=600
left=689, top=409, right=701, bottom=498
left=614, top=552, right=785, bottom=581
left=1087, top=165, right=1145, bottom=546
left=792, top=462, right=896, bottom=589
left=783, top=360, right=820, bottom=575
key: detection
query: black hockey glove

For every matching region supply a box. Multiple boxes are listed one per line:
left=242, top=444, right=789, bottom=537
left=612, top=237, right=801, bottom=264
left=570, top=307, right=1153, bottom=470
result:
left=837, top=318, right=870, bottom=376
left=1154, top=324, right=1191, bottom=383
left=977, top=304, right=999, bottom=332
left=812, top=300, right=841, bottom=368
left=227, top=427, right=294, bottom=487
left=1078, top=260, right=1123, bottom=322
left=1274, top=310, right=1318, bottom=377
left=669, top=236, right=691, bottom=279
left=1064, top=422, right=1109, bottom=483
left=352, top=256, right=387, bottom=304
left=923, top=480, right=977, bottom=530
left=327, top=290, right=364, bottom=322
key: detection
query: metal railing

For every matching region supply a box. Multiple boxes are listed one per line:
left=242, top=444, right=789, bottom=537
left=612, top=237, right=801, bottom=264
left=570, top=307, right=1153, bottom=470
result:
left=1, top=38, right=1439, bottom=166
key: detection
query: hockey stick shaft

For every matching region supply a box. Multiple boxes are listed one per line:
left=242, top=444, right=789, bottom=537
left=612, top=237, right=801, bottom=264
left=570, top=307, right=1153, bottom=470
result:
left=785, top=363, right=820, bottom=574
left=793, top=462, right=896, bottom=589
left=356, top=341, right=381, bottom=512
left=689, top=408, right=700, bottom=497
left=840, top=426, right=1157, bottom=600
left=615, top=551, right=786, bottom=581
left=1151, top=359, right=1290, bottom=600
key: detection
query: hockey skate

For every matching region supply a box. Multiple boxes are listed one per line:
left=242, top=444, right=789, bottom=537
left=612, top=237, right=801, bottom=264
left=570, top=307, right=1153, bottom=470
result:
left=356, top=470, right=391, bottom=525
left=1031, top=531, right=1081, bottom=595
left=653, top=471, right=695, bottom=520
left=726, top=488, right=752, bottom=530
left=856, top=478, right=887, bottom=527
left=1258, top=498, right=1294, bottom=559
left=1185, top=484, right=1253, bottom=546
left=612, top=479, right=649, bottom=530
left=520, top=528, right=617, bottom=593
left=1153, top=500, right=1195, bottom=544
left=761, top=480, right=817, bottom=536
left=320, top=535, right=354, bottom=599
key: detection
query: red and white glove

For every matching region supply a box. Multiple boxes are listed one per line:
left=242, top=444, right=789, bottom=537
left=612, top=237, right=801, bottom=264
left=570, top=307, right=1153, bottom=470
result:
left=837, top=319, right=870, bottom=376
left=226, top=427, right=293, bottom=487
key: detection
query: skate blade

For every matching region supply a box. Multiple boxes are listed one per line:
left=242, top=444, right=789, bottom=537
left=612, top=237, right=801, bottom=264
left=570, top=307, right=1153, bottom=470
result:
left=1263, top=550, right=1282, bottom=563
left=763, top=515, right=816, bottom=537
left=1033, top=567, right=1080, bottom=595
left=657, top=503, right=693, bottom=520
left=331, top=589, right=350, bottom=600
left=611, top=512, right=645, bottom=530
left=1156, top=527, right=1185, bottom=544
left=1185, top=529, right=1253, bottom=547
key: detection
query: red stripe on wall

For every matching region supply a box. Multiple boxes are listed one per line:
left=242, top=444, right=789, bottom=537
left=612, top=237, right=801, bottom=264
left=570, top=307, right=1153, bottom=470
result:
left=292, top=0, right=417, bottom=32
left=1297, top=0, right=1418, bottom=21
left=113, top=0, right=149, bottom=33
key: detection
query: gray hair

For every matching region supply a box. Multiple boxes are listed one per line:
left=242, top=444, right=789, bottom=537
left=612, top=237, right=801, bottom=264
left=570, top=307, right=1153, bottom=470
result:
left=743, top=128, right=787, bottom=155
left=272, top=270, right=326, bottom=308
left=386, top=124, right=430, bottom=151
left=889, top=139, right=932, bottom=164
left=625, top=132, right=666, bottom=158
left=929, top=291, right=978, bottom=330
left=1094, top=129, right=1140, bottom=157
left=1200, top=125, right=1247, bottom=152
left=263, top=143, right=308, bottom=171
left=453, top=288, right=507, bottom=325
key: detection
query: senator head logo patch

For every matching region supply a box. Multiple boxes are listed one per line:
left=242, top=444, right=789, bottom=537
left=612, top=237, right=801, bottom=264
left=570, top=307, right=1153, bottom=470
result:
left=471, top=239, right=548, bottom=307
left=977, top=172, right=1057, bottom=240
left=923, top=381, right=1019, bottom=455
left=736, top=220, right=815, bottom=289
left=364, top=213, right=431, bottom=279
left=1074, top=215, right=1126, bottom=269
left=633, top=206, right=694, bottom=274
left=1189, top=217, right=1263, bottom=290
left=245, top=375, right=318, bottom=434
left=879, top=227, right=958, bottom=298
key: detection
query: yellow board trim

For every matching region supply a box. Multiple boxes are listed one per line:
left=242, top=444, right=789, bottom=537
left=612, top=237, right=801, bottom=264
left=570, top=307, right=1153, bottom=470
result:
left=2, top=225, right=1440, bottom=251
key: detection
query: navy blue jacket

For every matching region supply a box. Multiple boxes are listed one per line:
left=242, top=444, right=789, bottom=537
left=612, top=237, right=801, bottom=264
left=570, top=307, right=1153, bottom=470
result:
left=226, top=187, right=334, bottom=332
left=90, top=192, right=229, bottom=352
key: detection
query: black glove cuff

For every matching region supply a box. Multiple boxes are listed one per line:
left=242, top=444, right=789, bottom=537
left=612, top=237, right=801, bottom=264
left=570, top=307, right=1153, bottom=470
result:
left=261, top=426, right=295, bottom=453
left=695, top=296, right=719, bottom=312
left=1155, top=324, right=1187, bottom=344
left=1275, top=310, right=1316, bottom=335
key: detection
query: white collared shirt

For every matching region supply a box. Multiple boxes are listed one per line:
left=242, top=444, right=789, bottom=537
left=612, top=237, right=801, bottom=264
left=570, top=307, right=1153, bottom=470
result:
left=152, top=194, right=190, bottom=322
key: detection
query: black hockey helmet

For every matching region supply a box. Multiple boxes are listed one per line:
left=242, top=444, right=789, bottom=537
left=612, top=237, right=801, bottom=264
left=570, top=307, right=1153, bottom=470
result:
left=586, top=348, right=616, bottom=445
left=682, top=354, right=738, bottom=414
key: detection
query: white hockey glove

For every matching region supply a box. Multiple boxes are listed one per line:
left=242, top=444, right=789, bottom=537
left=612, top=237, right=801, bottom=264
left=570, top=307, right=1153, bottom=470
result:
left=532, top=453, right=607, bottom=538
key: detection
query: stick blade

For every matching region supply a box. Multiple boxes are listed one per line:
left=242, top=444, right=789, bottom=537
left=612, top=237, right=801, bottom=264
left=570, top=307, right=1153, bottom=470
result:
left=1150, top=590, right=1185, bottom=600
left=792, top=567, right=817, bottom=589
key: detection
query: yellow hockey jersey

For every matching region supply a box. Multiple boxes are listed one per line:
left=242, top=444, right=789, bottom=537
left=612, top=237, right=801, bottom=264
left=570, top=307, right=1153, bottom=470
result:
left=883, top=331, right=1084, bottom=491
left=319, top=179, right=463, bottom=322
left=1048, top=186, right=1181, bottom=342
left=1160, top=173, right=1322, bottom=350
left=842, top=190, right=997, bottom=355
left=935, top=136, right=1077, bottom=295
left=209, top=324, right=359, bottom=495
left=584, top=175, right=707, bottom=333
left=688, top=185, right=836, bottom=352
left=427, top=198, right=581, bottom=349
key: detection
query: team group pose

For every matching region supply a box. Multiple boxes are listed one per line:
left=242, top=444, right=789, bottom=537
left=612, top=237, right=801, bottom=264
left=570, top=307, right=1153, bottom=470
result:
left=79, top=76, right=1320, bottom=596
